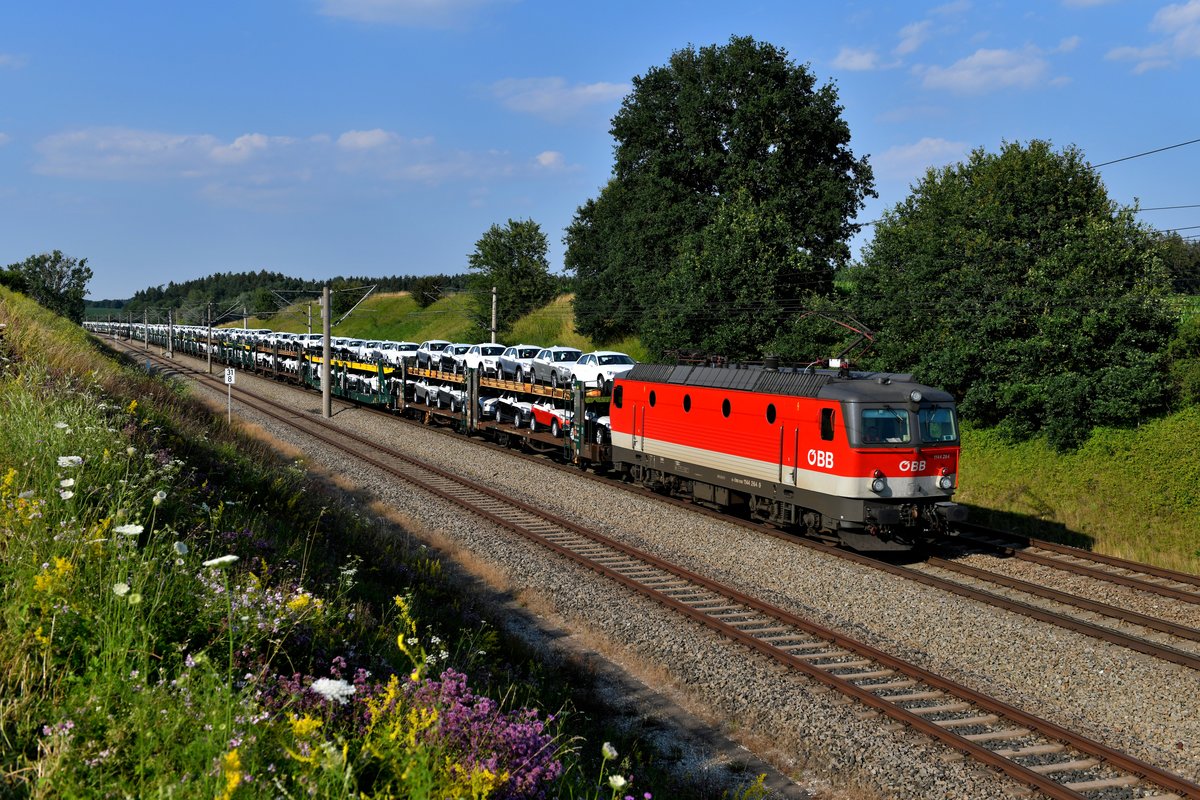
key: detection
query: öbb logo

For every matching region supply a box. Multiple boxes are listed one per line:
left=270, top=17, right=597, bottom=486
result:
left=898, top=460, right=927, bottom=472
left=806, top=450, right=834, bottom=469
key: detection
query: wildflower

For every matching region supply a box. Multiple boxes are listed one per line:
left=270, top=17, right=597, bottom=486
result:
left=220, top=748, right=242, bottom=800
left=608, top=775, right=628, bottom=791
left=310, top=677, right=355, bottom=705
left=152, top=490, right=167, bottom=506
left=54, top=422, right=68, bottom=429
left=289, top=714, right=323, bottom=738
left=114, top=524, right=143, bottom=536
left=173, top=541, right=188, bottom=556
left=287, top=593, right=311, bottom=612
left=128, top=592, right=142, bottom=605
left=59, top=479, right=75, bottom=488
left=57, top=456, right=83, bottom=468
left=59, top=490, right=74, bottom=500
left=602, top=742, right=618, bottom=760
left=127, top=399, right=138, bottom=415
left=203, top=555, right=239, bottom=568
left=126, top=446, right=136, bottom=457
left=113, top=582, right=131, bottom=597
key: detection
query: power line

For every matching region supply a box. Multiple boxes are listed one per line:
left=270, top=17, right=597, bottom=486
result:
left=1138, top=204, right=1200, bottom=212
left=1092, top=137, right=1200, bottom=168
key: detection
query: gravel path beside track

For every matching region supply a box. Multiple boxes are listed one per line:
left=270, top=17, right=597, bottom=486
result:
left=155, top=351, right=1200, bottom=799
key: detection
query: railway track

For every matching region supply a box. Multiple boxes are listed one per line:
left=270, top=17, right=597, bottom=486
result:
left=105, top=337, right=1200, bottom=799
left=948, top=525, right=1200, bottom=604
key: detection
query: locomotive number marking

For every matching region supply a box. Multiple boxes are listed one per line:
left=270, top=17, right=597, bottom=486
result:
left=898, top=460, right=927, bottom=472
left=807, top=449, right=834, bottom=469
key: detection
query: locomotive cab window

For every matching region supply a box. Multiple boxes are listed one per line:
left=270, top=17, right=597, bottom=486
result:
left=860, top=408, right=910, bottom=444
left=766, top=404, right=776, bottom=424
left=613, top=385, right=623, bottom=409
left=820, top=408, right=836, bottom=441
left=919, top=406, right=958, bottom=443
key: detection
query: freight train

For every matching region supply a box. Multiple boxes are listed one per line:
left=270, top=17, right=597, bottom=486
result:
left=87, top=322, right=965, bottom=551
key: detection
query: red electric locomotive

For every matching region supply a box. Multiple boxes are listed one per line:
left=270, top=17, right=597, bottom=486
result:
left=608, top=362, right=966, bottom=550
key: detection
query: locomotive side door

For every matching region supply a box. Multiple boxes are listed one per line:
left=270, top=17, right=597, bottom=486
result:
left=778, top=425, right=800, bottom=485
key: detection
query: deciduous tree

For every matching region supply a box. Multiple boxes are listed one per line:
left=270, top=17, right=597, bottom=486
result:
left=467, top=219, right=556, bottom=338
left=5, top=250, right=93, bottom=323
left=566, top=35, right=874, bottom=349
left=848, top=140, right=1176, bottom=450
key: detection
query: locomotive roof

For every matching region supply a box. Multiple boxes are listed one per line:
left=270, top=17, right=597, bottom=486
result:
left=622, top=363, right=954, bottom=403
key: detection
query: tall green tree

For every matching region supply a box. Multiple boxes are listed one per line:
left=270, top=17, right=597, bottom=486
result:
left=848, top=140, right=1176, bottom=451
left=565, top=35, right=874, bottom=347
left=467, top=219, right=556, bottom=339
left=5, top=250, right=93, bottom=323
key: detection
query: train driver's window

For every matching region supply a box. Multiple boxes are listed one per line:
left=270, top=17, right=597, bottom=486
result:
left=820, top=408, right=835, bottom=441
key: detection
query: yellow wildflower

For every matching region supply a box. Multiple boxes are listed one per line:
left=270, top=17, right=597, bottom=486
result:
left=127, top=399, right=138, bottom=415
left=220, top=747, right=242, bottom=799
left=287, top=594, right=311, bottom=612
left=289, top=714, right=322, bottom=738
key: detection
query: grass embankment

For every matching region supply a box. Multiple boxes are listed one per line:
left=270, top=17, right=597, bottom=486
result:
left=957, top=411, right=1200, bottom=572
left=1, top=288, right=766, bottom=799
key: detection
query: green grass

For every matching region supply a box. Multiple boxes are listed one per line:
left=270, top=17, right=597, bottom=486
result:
left=957, top=408, right=1200, bottom=572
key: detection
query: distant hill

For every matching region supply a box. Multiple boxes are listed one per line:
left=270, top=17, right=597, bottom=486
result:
left=85, top=270, right=470, bottom=323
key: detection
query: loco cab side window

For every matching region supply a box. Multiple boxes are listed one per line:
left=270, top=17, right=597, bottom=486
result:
left=860, top=408, right=910, bottom=444
left=820, top=408, right=836, bottom=441
left=919, top=406, right=958, bottom=442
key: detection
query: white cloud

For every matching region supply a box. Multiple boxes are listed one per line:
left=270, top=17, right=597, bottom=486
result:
left=316, top=0, right=502, bottom=26
left=895, top=21, right=931, bottom=56
left=874, top=137, right=969, bottom=179
left=1108, top=0, right=1200, bottom=71
left=832, top=47, right=882, bottom=71
left=534, top=150, right=564, bottom=169
left=1056, top=35, right=1081, bottom=53
left=336, top=128, right=401, bottom=151
left=32, top=124, right=561, bottom=210
left=490, top=77, right=628, bottom=122
left=0, top=53, right=27, bottom=68
left=916, top=47, right=1050, bottom=93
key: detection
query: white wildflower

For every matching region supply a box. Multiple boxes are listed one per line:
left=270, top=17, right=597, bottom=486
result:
left=113, top=583, right=131, bottom=597
left=60, top=479, right=75, bottom=488
left=173, top=541, right=188, bottom=556
left=57, top=456, right=83, bottom=468
left=608, top=775, right=628, bottom=791
left=202, top=555, right=239, bottom=568
left=310, top=678, right=356, bottom=705
left=59, top=490, right=74, bottom=500
left=126, top=447, right=136, bottom=457
left=602, top=742, right=617, bottom=760
left=152, top=490, right=167, bottom=506
left=114, top=524, right=143, bottom=536
left=54, top=422, right=68, bottom=429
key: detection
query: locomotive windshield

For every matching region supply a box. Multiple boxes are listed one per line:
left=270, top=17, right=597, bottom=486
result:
left=919, top=406, right=958, bottom=442
left=861, top=408, right=910, bottom=444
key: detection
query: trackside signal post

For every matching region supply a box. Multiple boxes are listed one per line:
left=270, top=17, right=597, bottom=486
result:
left=224, top=367, right=235, bottom=424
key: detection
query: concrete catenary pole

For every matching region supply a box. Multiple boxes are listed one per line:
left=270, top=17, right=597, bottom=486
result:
left=167, top=309, right=174, bottom=358
left=491, top=285, right=498, bottom=344
left=206, top=302, right=213, bottom=374
left=322, top=285, right=332, bottom=419
left=143, top=310, right=148, bottom=350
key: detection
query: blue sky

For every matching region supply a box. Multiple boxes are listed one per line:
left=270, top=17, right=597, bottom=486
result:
left=1, top=0, right=1198, bottom=300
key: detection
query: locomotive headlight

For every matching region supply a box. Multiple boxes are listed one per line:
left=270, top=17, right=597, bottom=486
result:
left=870, top=471, right=887, bottom=493
left=938, top=475, right=954, bottom=490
